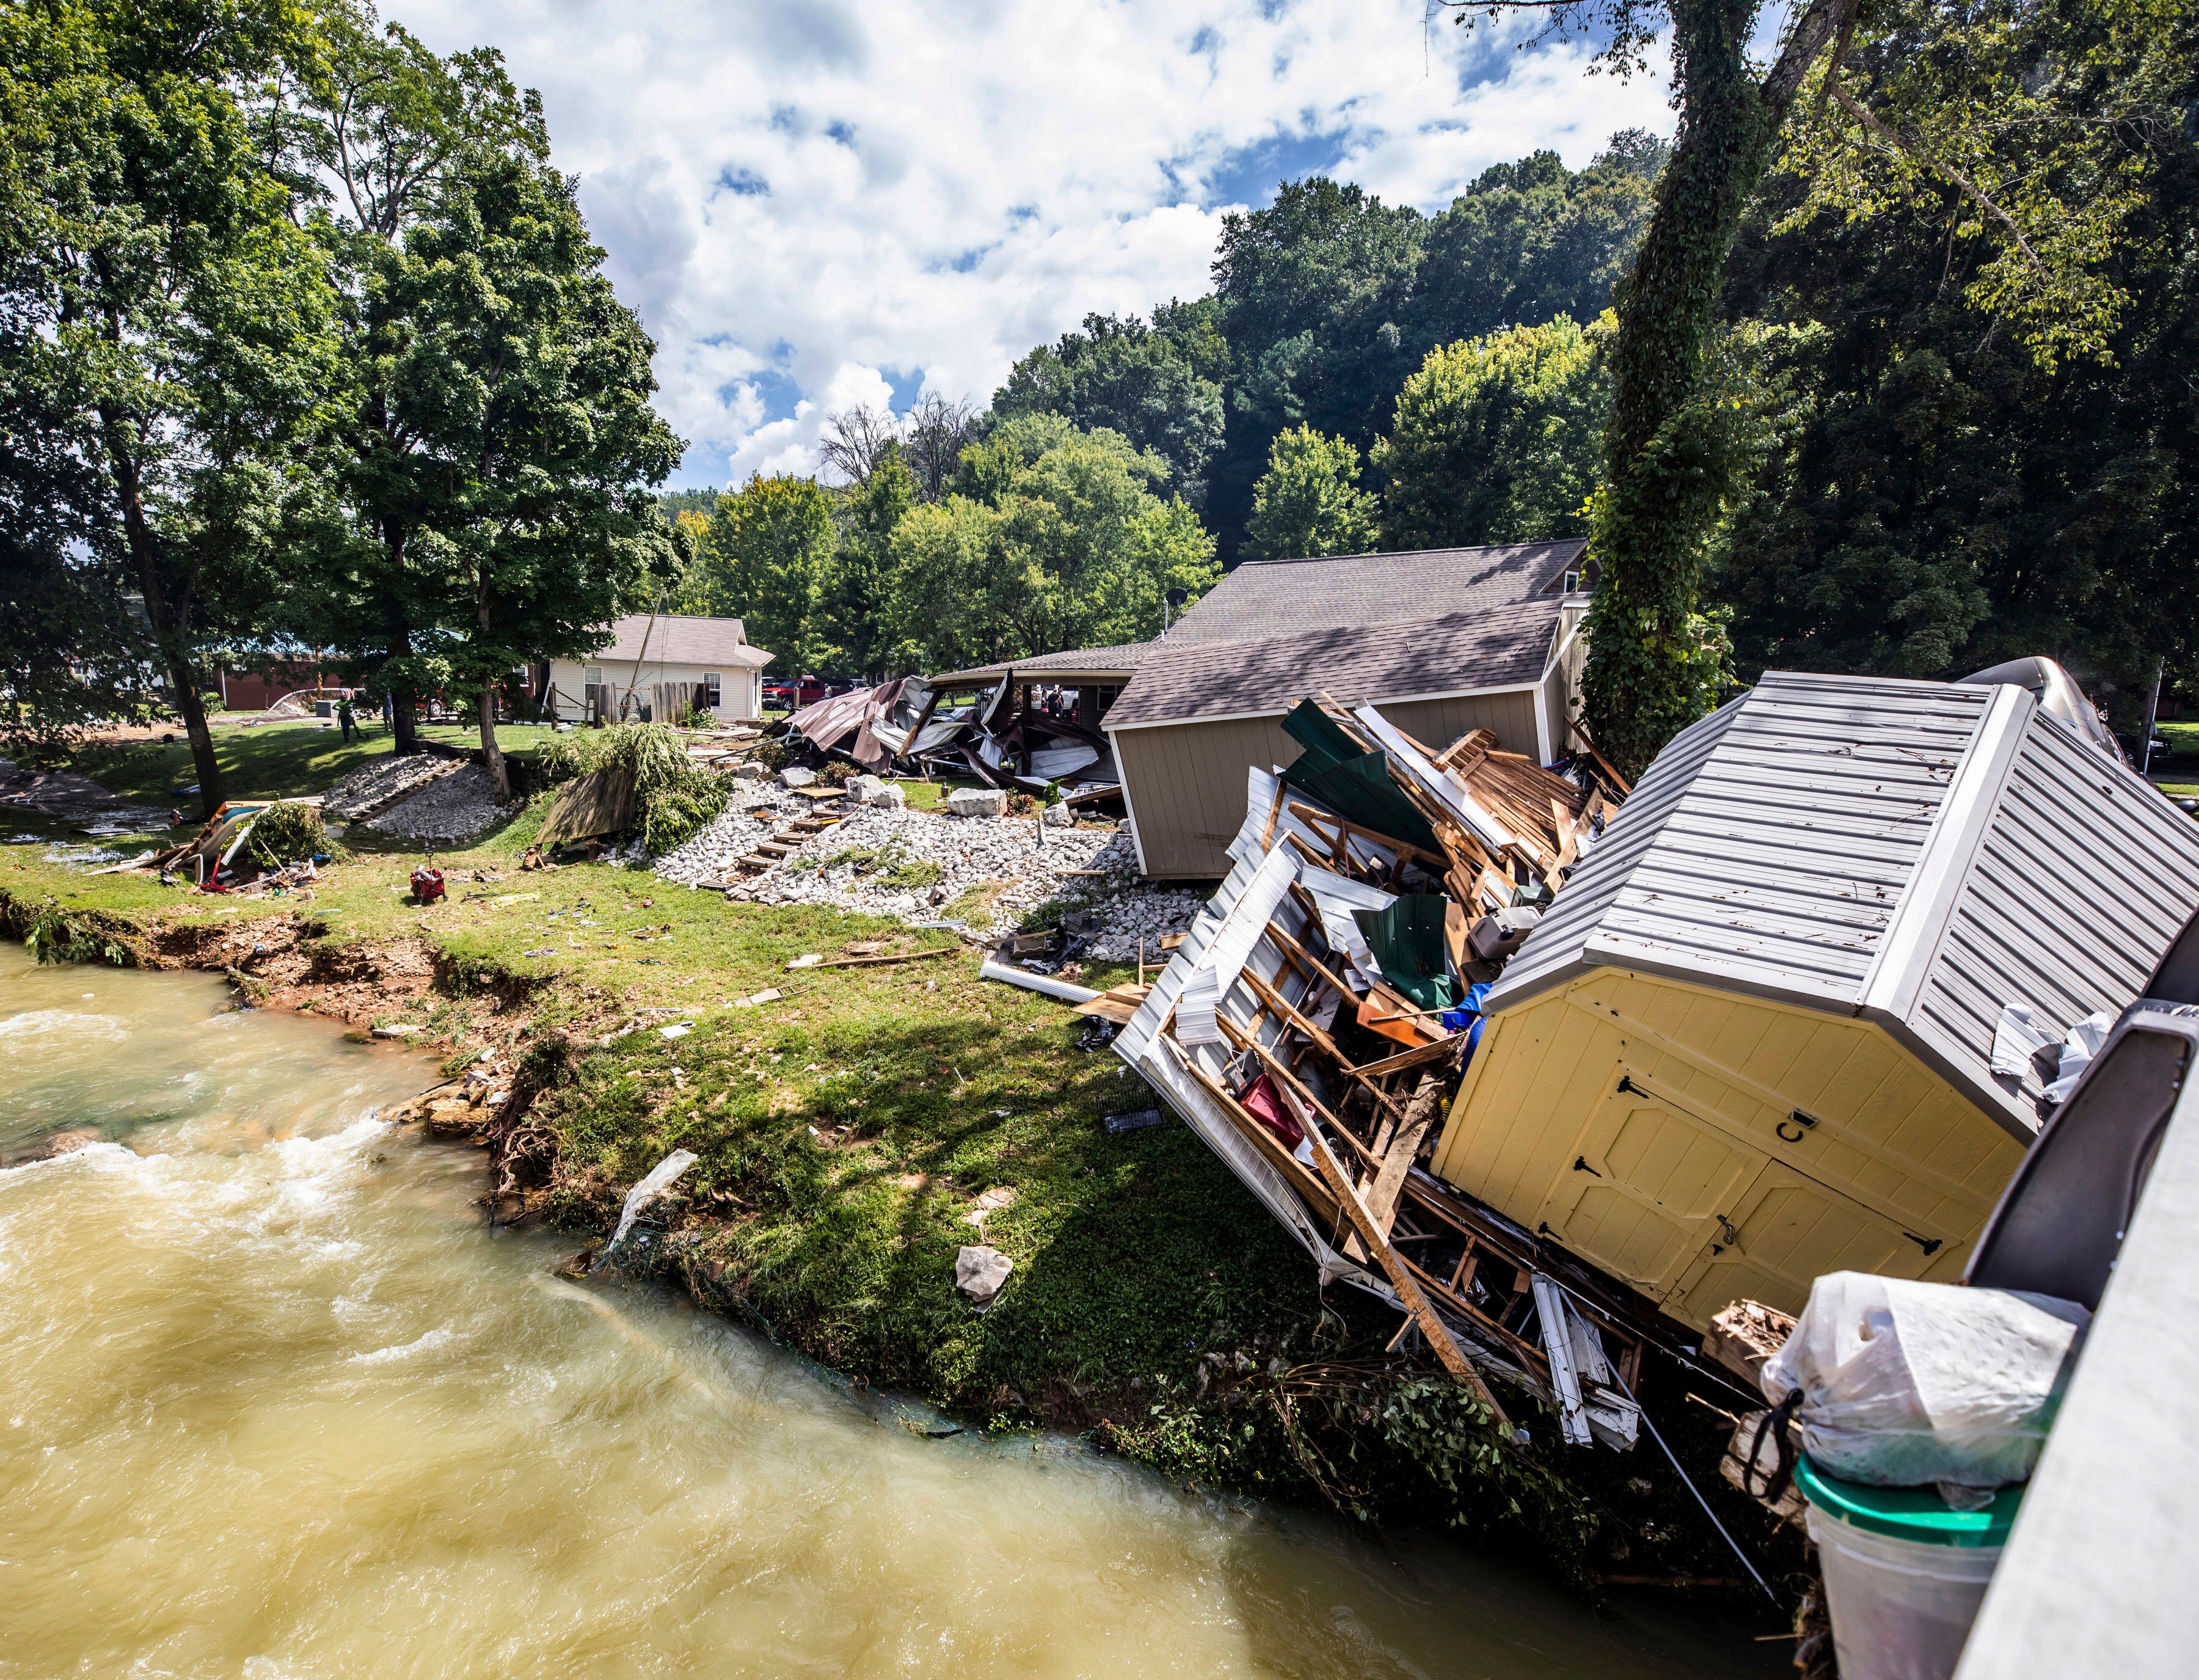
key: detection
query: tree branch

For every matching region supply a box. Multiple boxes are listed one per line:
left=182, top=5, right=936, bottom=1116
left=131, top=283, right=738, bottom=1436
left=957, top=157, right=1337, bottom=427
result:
left=1828, top=83, right=2046, bottom=271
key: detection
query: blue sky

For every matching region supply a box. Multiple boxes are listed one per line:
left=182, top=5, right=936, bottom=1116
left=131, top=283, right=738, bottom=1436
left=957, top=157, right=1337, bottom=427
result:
left=387, top=1, right=1677, bottom=490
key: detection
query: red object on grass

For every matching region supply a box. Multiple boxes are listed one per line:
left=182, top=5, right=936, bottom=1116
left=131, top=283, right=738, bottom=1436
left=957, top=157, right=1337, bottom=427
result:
left=410, top=866, right=446, bottom=904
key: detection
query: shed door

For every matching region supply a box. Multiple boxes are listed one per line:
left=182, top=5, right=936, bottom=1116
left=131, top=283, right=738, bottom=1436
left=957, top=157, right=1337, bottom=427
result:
left=1534, top=1072, right=1765, bottom=1299
left=1538, top=1068, right=1952, bottom=1318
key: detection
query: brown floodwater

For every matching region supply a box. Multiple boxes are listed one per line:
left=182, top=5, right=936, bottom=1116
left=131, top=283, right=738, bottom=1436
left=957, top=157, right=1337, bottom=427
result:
left=0, top=946, right=1784, bottom=1678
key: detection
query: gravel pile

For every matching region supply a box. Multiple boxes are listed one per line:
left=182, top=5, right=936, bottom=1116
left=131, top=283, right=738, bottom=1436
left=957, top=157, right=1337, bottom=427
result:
left=322, top=753, right=462, bottom=821
left=655, top=792, right=1208, bottom=943
left=364, top=764, right=506, bottom=845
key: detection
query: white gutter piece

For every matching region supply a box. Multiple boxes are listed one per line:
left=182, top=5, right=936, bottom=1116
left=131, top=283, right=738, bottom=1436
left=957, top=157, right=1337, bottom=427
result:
left=978, top=960, right=1100, bottom=1004
left=1349, top=705, right=1515, bottom=852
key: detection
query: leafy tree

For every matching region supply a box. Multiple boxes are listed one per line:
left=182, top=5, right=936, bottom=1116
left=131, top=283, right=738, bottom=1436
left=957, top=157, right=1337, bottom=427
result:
left=1374, top=316, right=1610, bottom=551
left=815, top=440, right=916, bottom=677
left=8, top=0, right=340, bottom=814
left=1710, top=0, right=2199, bottom=722
left=885, top=417, right=1217, bottom=671
left=993, top=299, right=1228, bottom=506
left=1241, top=427, right=1380, bottom=560
left=684, top=473, right=835, bottom=671
left=373, top=150, right=684, bottom=799
left=280, top=2, right=549, bottom=755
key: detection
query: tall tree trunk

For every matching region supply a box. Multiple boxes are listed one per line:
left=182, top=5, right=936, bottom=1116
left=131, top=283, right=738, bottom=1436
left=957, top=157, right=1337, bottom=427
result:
left=475, top=577, right=509, bottom=802
left=476, top=684, right=508, bottom=803
left=1580, top=0, right=1845, bottom=777
left=98, top=407, right=225, bottom=816
left=387, top=630, right=418, bottom=756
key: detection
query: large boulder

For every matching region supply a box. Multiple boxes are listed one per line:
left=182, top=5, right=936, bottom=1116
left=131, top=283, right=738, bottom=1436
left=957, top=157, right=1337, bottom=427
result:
left=779, top=766, right=817, bottom=789
left=868, top=783, right=907, bottom=809
left=847, top=774, right=885, bottom=803
left=955, top=1244, right=1014, bottom=1305
left=946, top=787, right=1009, bottom=818
left=1041, top=801, right=1076, bottom=828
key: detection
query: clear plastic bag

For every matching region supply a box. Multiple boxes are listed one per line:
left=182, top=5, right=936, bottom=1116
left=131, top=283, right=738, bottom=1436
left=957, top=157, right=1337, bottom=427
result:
left=1760, top=1272, right=2088, bottom=1491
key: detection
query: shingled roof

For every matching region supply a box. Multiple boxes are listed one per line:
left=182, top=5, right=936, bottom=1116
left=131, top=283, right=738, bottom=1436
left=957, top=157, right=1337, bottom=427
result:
left=1105, top=597, right=1565, bottom=729
left=1161, top=540, right=1585, bottom=646
left=592, top=613, right=773, bottom=668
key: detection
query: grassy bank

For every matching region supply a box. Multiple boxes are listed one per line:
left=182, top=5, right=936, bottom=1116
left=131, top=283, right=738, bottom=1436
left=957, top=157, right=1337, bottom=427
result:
left=0, top=743, right=1804, bottom=1610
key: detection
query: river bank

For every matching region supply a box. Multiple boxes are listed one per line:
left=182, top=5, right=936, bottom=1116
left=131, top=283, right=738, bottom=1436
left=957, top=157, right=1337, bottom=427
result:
left=1, top=784, right=1802, bottom=1613
left=0, top=944, right=1793, bottom=1676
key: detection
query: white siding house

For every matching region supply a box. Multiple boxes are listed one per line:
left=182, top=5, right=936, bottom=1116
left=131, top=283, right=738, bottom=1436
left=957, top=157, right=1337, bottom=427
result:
left=545, top=613, right=773, bottom=725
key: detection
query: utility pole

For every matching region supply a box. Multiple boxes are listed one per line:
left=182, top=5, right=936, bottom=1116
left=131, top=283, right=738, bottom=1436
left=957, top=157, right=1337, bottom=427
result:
left=2142, top=657, right=2166, bottom=776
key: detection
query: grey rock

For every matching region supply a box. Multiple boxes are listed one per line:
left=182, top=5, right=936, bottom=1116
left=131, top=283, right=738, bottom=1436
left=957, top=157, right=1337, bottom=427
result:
left=1041, top=801, right=1076, bottom=828
left=946, top=787, right=1009, bottom=818
left=955, top=1244, right=1014, bottom=1304
left=779, top=767, right=817, bottom=789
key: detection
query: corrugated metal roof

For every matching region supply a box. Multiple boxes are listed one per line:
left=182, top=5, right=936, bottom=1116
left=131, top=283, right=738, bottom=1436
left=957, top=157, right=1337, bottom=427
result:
left=1494, top=672, right=1991, bottom=1010
left=928, top=642, right=1158, bottom=685
left=1489, top=668, right=2199, bottom=1139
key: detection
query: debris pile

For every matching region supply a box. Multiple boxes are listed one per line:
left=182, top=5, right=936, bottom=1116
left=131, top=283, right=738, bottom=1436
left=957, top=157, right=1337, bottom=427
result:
left=786, top=674, right=1123, bottom=809
left=1117, top=695, right=1638, bottom=1441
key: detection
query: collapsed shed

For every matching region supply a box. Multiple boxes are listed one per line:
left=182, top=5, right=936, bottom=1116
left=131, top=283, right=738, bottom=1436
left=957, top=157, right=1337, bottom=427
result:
left=1431, top=670, right=2199, bottom=1330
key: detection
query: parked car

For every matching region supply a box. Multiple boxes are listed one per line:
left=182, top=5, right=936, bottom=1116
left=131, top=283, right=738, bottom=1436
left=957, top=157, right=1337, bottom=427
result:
left=762, top=674, right=831, bottom=710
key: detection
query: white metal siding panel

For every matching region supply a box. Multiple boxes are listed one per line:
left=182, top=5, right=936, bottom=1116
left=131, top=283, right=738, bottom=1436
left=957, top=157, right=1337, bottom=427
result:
left=1903, top=713, right=2199, bottom=1127
left=1489, top=695, right=1743, bottom=1007
left=1491, top=672, right=1993, bottom=1014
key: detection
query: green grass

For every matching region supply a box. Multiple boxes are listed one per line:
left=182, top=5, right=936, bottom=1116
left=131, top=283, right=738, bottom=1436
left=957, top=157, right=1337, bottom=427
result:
left=71, top=720, right=565, bottom=806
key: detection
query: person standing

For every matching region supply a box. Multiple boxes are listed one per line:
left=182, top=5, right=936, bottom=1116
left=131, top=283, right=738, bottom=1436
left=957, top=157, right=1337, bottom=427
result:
left=337, top=695, right=356, bottom=743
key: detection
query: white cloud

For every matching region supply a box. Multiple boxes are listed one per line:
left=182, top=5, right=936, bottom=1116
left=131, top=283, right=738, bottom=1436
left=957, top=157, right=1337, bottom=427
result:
left=384, top=0, right=1675, bottom=488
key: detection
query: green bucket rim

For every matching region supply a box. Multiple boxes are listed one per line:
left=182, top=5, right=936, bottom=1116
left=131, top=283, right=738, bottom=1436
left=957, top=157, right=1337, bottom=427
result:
left=1795, top=1453, right=2021, bottom=1547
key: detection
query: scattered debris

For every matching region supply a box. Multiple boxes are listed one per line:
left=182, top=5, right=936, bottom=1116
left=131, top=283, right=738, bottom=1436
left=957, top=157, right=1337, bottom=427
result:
left=1101, top=1108, right=1165, bottom=1135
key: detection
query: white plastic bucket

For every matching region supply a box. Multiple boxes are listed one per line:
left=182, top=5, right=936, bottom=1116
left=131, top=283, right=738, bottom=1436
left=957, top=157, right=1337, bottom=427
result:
left=1806, top=1506, right=2001, bottom=1680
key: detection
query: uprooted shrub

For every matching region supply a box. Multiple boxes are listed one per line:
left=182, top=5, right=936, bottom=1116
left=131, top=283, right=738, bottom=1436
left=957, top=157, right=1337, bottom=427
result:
left=245, top=800, right=327, bottom=867
left=534, top=721, right=729, bottom=854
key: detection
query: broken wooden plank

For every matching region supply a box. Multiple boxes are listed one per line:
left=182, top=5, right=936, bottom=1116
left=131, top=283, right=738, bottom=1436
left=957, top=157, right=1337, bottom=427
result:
left=809, top=945, right=960, bottom=970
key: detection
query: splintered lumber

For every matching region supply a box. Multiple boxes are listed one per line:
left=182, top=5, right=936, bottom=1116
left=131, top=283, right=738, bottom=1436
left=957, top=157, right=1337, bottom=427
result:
left=809, top=945, right=960, bottom=970
left=1072, top=982, right=1152, bottom=1024
left=1282, top=1083, right=1509, bottom=1423
left=1362, top=1070, right=1447, bottom=1235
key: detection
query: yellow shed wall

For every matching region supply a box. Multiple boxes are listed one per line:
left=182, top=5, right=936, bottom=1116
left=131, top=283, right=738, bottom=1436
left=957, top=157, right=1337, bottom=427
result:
left=1430, top=969, right=2029, bottom=1329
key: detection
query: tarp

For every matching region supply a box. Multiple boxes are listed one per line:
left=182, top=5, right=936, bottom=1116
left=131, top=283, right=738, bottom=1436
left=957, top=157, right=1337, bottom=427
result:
left=1279, top=701, right=1441, bottom=850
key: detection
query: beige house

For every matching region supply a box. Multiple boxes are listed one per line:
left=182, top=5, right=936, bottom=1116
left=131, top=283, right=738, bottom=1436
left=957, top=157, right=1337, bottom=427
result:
left=544, top=613, right=773, bottom=725
left=931, top=542, right=1592, bottom=879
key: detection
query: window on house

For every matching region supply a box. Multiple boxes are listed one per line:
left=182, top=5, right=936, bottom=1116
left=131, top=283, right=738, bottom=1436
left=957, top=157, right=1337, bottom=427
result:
left=701, top=673, right=721, bottom=709
left=583, top=666, right=604, bottom=688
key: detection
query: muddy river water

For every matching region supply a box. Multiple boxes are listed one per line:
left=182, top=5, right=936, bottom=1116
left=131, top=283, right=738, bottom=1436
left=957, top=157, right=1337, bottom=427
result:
left=0, top=948, right=1781, bottom=1678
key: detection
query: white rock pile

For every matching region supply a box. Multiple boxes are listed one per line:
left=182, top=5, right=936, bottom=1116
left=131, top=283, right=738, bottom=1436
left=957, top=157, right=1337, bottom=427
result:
left=365, top=763, right=507, bottom=845
left=321, top=753, right=462, bottom=822
left=652, top=785, right=1207, bottom=943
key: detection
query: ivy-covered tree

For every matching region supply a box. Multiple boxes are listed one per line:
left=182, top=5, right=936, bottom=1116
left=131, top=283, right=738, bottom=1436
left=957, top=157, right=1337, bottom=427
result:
left=684, top=473, right=836, bottom=673
left=885, top=415, right=1217, bottom=672
left=374, top=150, right=684, bottom=800
left=1241, top=427, right=1380, bottom=560
left=1374, top=316, right=1610, bottom=552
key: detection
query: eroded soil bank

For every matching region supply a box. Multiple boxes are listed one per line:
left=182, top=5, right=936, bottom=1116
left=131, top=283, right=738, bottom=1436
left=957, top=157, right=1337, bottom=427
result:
left=0, top=833, right=1806, bottom=1618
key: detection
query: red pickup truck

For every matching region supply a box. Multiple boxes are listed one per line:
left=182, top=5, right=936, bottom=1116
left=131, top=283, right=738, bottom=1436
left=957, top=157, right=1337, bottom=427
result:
left=762, top=675, right=831, bottom=710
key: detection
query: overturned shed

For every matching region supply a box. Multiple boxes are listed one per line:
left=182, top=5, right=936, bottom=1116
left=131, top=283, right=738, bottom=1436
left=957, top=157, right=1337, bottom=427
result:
left=1114, top=699, right=1651, bottom=1439
left=1432, top=670, right=2199, bottom=1330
